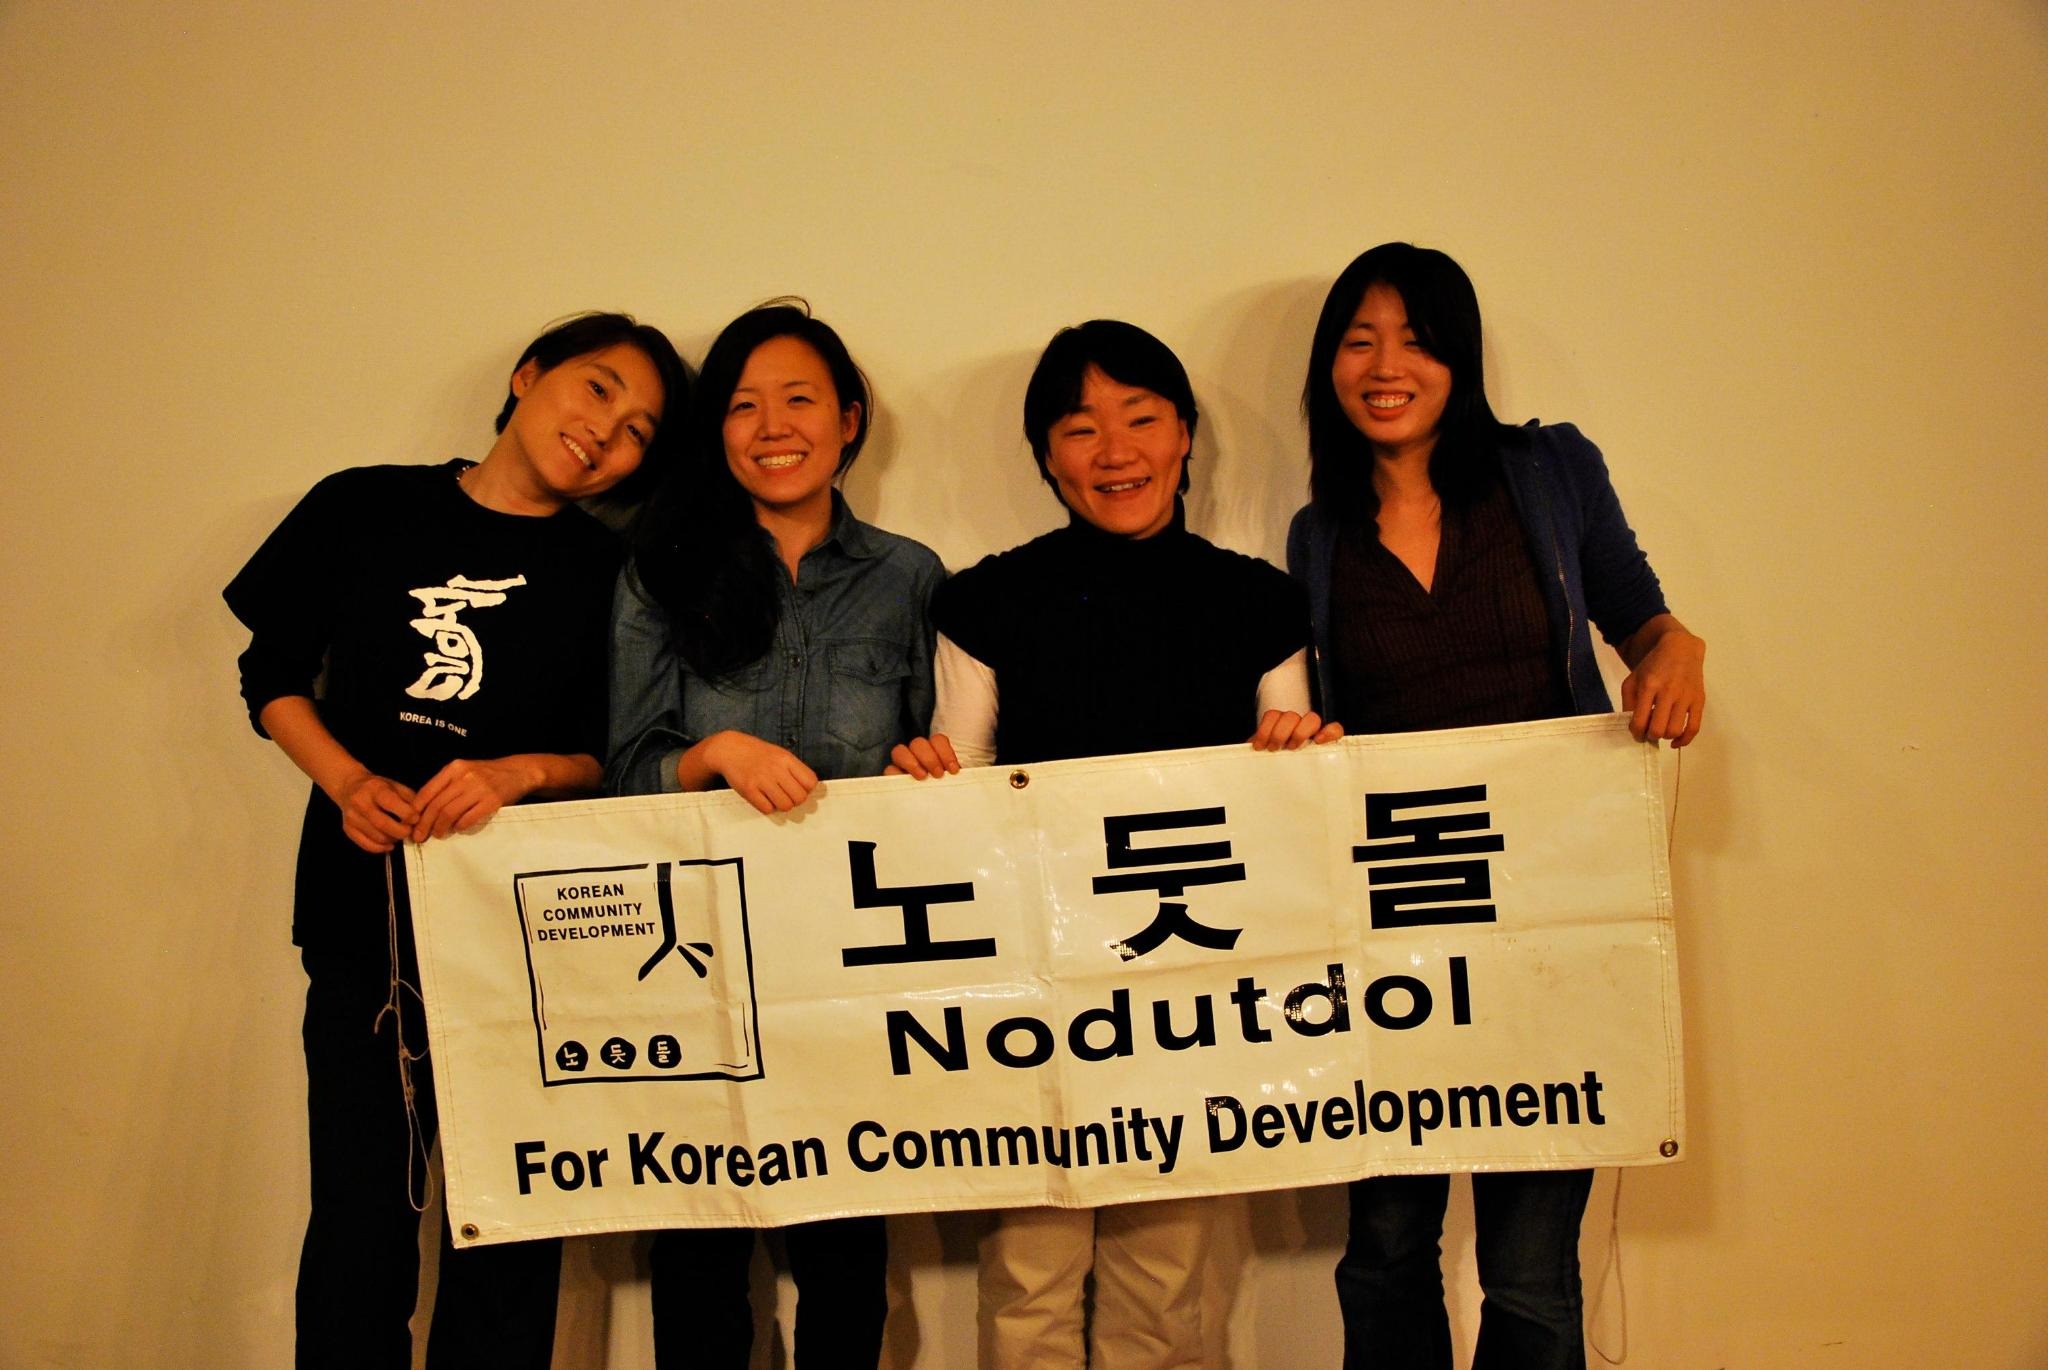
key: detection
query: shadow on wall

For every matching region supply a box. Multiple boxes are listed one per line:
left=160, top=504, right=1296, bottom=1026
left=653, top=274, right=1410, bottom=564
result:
left=1181, top=278, right=1328, bottom=564
left=842, top=346, right=1065, bottom=574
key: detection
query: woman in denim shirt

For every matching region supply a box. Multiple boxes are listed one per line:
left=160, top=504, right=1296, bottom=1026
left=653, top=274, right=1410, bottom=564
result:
left=605, top=301, right=942, bottom=1366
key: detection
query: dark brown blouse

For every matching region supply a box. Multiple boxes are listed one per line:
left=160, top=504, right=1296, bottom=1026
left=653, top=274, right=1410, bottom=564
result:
left=1330, top=479, right=1569, bottom=734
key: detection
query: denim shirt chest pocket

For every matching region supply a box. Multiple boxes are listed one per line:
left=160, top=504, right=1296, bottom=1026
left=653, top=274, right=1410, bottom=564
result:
left=825, top=636, right=911, bottom=753
left=682, top=653, right=780, bottom=744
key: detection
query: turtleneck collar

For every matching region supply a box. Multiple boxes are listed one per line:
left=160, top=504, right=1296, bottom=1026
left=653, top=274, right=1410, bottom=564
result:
left=1057, top=498, right=1192, bottom=555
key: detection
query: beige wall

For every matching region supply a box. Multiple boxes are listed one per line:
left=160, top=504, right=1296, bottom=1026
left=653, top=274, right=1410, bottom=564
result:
left=3, top=2, right=2045, bottom=1365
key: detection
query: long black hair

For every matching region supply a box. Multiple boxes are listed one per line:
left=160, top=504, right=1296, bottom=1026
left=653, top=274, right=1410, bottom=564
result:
left=495, top=311, right=690, bottom=510
left=631, top=300, right=871, bottom=679
left=1022, top=319, right=1198, bottom=498
left=1302, top=243, right=1516, bottom=523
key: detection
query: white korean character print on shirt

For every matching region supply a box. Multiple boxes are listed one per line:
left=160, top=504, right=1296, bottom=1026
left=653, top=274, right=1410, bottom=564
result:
left=404, top=574, right=528, bottom=702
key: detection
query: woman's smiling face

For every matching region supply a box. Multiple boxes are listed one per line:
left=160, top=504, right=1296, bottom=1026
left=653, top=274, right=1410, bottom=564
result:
left=505, top=343, right=664, bottom=502
left=1329, top=283, right=1453, bottom=463
left=1043, top=366, right=1189, bottom=539
left=722, top=334, right=860, bottom=520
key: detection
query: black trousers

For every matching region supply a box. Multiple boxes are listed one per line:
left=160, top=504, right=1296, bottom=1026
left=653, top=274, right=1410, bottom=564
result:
left=649, top=1217, right=889, bottom=1368
left=296, top=945, right=562, bottom=1370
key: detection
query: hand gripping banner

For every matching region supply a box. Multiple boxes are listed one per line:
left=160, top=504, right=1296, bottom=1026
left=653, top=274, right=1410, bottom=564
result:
left=406, top=715, right=1683, bottom=1246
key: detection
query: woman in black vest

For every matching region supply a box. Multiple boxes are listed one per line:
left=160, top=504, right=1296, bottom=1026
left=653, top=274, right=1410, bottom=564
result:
left=891, top=319, right=1335, bottom=1367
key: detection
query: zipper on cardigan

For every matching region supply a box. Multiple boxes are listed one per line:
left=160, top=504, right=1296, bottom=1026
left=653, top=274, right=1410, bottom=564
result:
left=1533, top=452, right=1577, bottom=708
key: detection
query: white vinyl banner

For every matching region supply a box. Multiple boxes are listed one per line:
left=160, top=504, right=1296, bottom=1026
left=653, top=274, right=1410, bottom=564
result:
left=406, top=715, right=1683, bottom=1246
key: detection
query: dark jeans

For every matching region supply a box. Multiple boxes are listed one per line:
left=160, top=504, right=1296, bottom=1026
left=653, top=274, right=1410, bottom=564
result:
left=296, top=946, right=562, bottom=1370
left=649, top=1216, right=888, bottom=1368
left=1338, top=1170, right=1594, bottom=1370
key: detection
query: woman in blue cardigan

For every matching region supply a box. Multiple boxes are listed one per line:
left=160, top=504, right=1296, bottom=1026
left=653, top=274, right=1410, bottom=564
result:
left=1288, top=242, right=1704, bottom=1370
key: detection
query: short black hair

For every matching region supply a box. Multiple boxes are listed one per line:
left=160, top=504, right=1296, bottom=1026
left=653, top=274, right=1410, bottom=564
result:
left=494, top=311, right=691, bottom=509
left=1022, top=319, right=1198, bottom=495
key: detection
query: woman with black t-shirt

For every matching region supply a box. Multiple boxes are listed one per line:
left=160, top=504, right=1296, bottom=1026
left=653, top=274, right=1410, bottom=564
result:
left=225, top=313, right=688, bottom=1370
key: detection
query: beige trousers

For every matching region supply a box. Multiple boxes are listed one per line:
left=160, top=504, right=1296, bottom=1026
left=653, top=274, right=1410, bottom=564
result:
left=978, top=1198, right=1211, bottom=1369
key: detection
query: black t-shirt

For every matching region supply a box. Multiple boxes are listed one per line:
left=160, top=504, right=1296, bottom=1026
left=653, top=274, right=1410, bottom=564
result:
left=933, top=514, right=1308, bottom=765
left=225, top=460, right=622, bottom=950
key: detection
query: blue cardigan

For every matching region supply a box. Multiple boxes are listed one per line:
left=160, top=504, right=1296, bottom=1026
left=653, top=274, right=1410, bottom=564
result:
left=1285, top=422, right=1668, bottom=720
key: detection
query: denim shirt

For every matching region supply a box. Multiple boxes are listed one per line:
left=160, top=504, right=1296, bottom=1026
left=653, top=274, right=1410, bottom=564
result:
left=605, top=498, right=944, bottom=796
